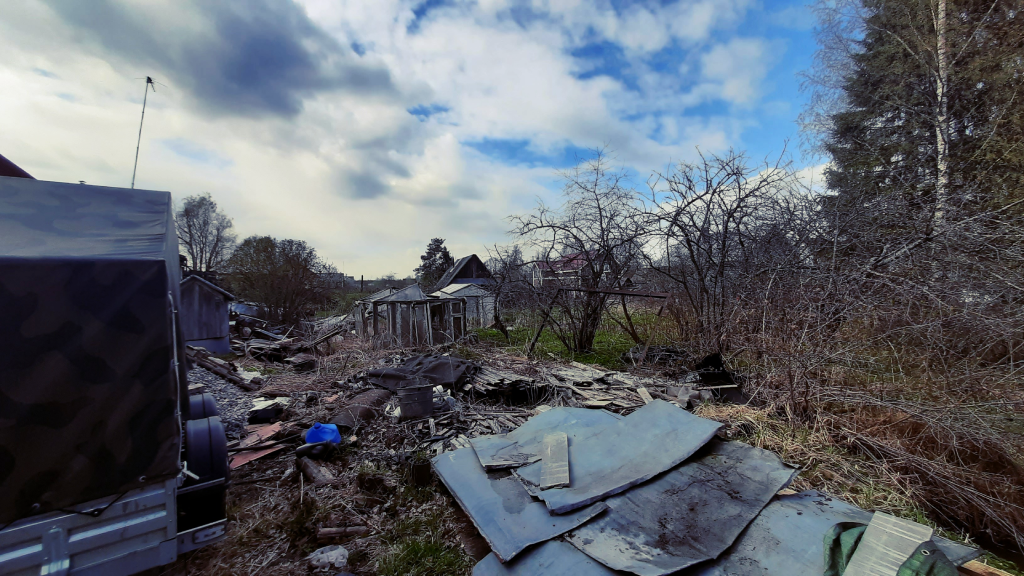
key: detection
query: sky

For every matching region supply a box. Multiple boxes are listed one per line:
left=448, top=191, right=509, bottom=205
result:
left=0, top=0, right=823, bottom=278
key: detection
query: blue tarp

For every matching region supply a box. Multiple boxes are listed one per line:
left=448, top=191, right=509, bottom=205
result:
left=515, top=400, right=721, bottom=514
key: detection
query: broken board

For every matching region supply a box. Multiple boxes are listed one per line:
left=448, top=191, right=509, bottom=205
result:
left=843, top=512, right=933, bottom=576
left=539, top=432, right=570, bottom=490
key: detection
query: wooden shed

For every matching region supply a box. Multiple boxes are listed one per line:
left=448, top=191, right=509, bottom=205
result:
left=432, top=254, right=495, bottom=328
left=180, top=275, right=235, bottom=354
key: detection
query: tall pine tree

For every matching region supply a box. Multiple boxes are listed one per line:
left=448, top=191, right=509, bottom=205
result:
left=415, top=238, right=455, bottom=290
left=804, top=0, right=1024, bottom=260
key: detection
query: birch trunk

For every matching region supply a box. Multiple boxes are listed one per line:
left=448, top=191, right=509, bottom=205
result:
left=933, top=0, right=950, bottom=231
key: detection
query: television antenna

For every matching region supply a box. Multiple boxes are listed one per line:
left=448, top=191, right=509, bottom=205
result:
left=130, top=76, right=166, bottom=189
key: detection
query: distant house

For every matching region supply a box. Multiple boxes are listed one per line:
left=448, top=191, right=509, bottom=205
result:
left=433, top=254, right=494, bottom=291
left=431, top=254, right=495, bottom=327
left=529, top=251, right=600, bottom=288
left=320, top=272, right=356, bottom=289
left=180, top=275, right=235, bottom=354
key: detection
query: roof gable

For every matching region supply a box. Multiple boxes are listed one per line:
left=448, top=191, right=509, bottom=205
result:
left=433, top=253, right=491, bottom=291
left=181, top=274, right=235, bottom=300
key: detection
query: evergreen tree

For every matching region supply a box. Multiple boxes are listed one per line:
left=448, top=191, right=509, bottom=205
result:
left=804, top=0, right=1024, bottom=252
left=415, top=238, right=455, bottom=289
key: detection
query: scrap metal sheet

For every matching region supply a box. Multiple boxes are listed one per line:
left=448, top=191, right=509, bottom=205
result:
left=470, top=407, right=621, bottom=470
left=433, top=446, right=607, bottom=563
left=473, top=540, right=626, bottom=576
left=687, top=491, right=980, bottom=576
left=566, top=440, right=798, bottom=576
left=515, top=400, right=722, bottom=514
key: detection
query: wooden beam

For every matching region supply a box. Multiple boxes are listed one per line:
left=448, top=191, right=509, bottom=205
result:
left=959, top=560, right=1015, bottom=576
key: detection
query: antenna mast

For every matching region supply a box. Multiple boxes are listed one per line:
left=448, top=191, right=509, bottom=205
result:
left=131, top=76, right=156, bottom=189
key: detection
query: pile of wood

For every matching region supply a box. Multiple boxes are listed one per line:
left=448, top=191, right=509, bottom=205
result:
left=464, top=366, right=539, bottom=395
left=186, top=345, right=263, bottom=391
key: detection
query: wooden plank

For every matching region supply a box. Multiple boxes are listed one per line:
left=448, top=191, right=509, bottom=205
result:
left=229, top=445, right=285, bottom=469
left=429, top=418, right=436, bottom=436
left=959, top=561, right=1016, bottom=576
left=636, top=387, right=654, bottom=404
left=843, top=512, right=932, bottom=576
left=539, top=432, right=570, bottom=490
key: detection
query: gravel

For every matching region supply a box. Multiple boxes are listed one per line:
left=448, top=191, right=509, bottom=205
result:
left=188, top=367, right=254, bottom=439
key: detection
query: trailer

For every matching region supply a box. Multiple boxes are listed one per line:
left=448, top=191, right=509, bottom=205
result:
left=0, top=176, right=229, bottom=575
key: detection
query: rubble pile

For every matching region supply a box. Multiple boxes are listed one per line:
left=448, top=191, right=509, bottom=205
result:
left=180, top=337, right=995, bottom=576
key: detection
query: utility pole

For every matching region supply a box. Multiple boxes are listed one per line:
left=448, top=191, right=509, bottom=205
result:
left=131, top=76, right=156, bottom=189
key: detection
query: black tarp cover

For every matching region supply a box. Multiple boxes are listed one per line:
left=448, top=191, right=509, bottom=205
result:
left=0, top=176, right=185, bottom=525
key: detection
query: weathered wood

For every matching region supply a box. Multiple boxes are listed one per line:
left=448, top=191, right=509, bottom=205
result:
left=298, top=457, right=335, bottom=485
left=959, top=561, right=1015, bottom=576
left=636, top=387, right=654, bottom=404
left=539, top=432, right=570, bottom=490
left=317, top=526, right=369, bottom=542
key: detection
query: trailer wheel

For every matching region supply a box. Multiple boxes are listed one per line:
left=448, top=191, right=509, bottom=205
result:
left=179, top=416, right=229, bottom=531
left=187, top=392, right=220, bottom=420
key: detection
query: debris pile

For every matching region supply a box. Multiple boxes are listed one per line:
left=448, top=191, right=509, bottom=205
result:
left=179, top=339, right=1002, bottom=576
left=433, top=399, right=983, bottom=575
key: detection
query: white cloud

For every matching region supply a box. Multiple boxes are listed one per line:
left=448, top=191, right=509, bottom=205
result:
left=700, top=37, right=777, bottom=105
left=0, top=0, right=801, bottom=277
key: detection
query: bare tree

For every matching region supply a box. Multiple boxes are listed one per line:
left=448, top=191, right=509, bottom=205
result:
left=510, top=150, right=647, bottom=353
left=175, top=192, right=236, bottom=272
left=642, top=149, right=801, bottom=351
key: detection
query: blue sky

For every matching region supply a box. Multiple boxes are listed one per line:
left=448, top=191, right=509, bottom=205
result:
left=0, top=0, right=825, bottom=276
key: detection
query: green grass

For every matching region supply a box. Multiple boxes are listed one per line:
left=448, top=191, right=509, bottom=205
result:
left=377, top=537, right=473, bottom=576
left=475, top=320, right=660, bottom=370
left=376, top=505, right=473, bottom=576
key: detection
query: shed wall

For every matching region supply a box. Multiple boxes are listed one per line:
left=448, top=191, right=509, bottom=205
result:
left=181, top=281, right=230, bottom=341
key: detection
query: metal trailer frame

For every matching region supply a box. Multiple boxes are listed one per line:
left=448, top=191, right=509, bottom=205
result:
left=0, top=479, right=227, bottom=576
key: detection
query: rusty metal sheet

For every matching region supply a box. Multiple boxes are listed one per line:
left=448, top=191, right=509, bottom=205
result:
left=565, top=440, right=798, bottom=576
left=433, top=446, right=607, bottom=563
left=515, top=400, right=721, bottom=514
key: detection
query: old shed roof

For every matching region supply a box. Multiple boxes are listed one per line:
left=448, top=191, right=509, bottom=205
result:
left=182, top=274, right=235, bottom=300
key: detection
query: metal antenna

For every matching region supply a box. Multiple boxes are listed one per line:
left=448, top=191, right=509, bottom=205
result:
left=131, top=76, right=156, bottom=189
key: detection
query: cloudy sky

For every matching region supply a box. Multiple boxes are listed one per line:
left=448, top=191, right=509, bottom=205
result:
left=0, top=0, right=820, bottom=277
